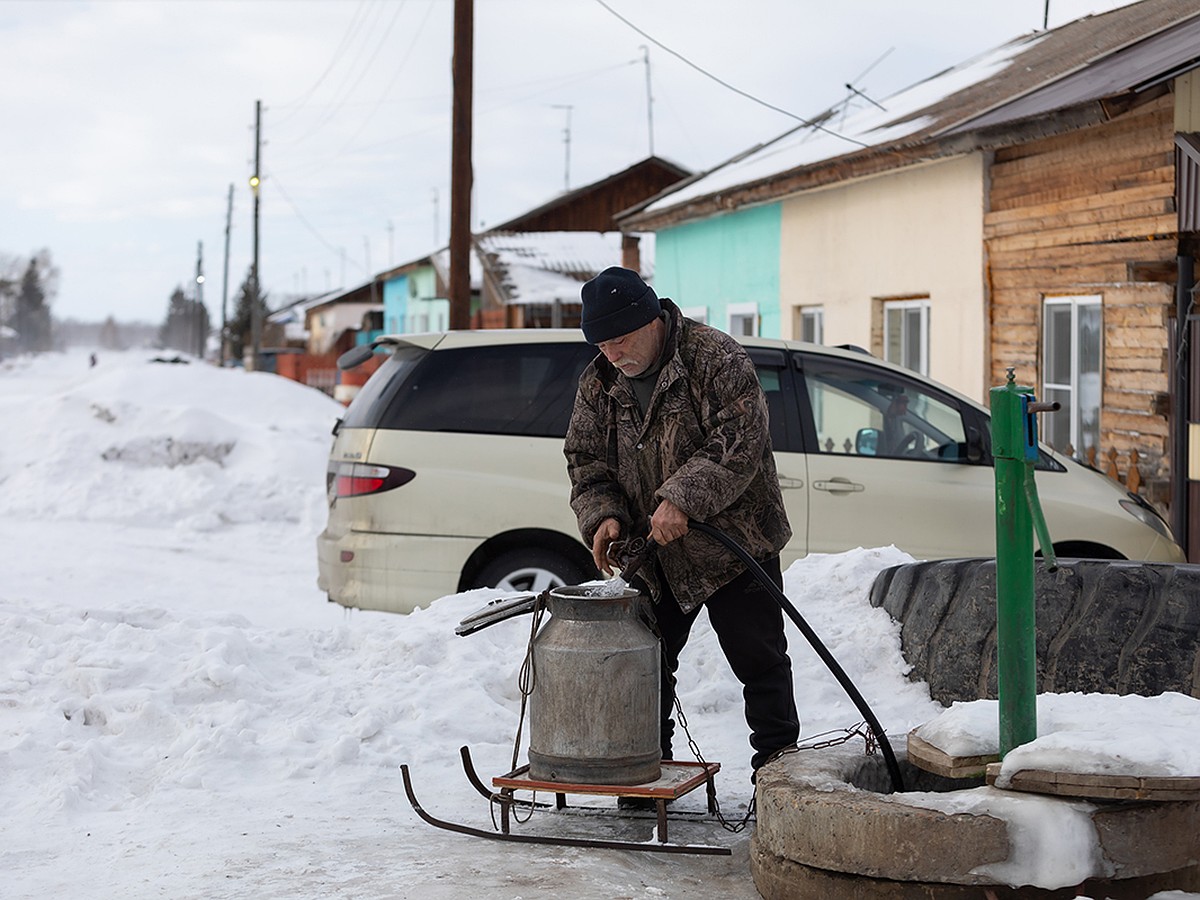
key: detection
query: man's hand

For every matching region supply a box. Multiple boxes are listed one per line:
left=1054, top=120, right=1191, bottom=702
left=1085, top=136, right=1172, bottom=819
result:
left=649, top=498, right=689, bottom=545
left=591, top=518, right=622, bottom=576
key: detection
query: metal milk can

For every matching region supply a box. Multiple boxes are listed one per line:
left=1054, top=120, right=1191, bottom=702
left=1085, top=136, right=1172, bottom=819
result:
left=527, top=585, right=662, bottom=785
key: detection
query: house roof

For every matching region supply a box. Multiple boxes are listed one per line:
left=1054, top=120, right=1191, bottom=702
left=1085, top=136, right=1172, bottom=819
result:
left=622, top=0, right=1200, bottom=230
left=489, top=156, right=690, bottom=233
left=292, top=279, right=381, bottom=315
left=475, top=231, right=655, bottom=306
left=380, top=157, right=688, bottom=290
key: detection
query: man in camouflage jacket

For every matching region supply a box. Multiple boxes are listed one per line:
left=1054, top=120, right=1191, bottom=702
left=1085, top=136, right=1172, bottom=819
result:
left=564, top=266, right=800, bottom=773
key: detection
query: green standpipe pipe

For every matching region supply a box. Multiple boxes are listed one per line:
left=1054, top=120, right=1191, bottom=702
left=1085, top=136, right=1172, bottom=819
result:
left=990, top=371, right=1039, bottom=757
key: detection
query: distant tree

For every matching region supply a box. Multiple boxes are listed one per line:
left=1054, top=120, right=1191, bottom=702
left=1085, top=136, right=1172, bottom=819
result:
left=228, top=267, right=269, bottom=363
left=158, top=286, right=210, bottom=356
left=98, top=316, right=122, bottom=350
left=0, top=253, right=19, bottom=329
left=13, top=250, right=57, bottom=353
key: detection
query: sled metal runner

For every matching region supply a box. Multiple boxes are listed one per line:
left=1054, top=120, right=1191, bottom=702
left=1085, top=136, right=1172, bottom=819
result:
left=400, top=748, right=731, bottom=856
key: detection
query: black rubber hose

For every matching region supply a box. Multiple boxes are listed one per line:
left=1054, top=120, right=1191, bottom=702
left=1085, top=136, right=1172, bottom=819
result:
left=687, top=519, right=906, bottom=793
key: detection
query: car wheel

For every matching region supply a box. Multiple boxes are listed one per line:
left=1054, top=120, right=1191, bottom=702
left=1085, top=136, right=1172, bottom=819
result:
left=868, top=557, right=1200, bottom=705
left=474, top=548, right=593, bottom=594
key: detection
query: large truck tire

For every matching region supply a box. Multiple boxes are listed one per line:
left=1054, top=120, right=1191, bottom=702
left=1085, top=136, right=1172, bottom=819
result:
left=868, top=558, right=1200, bottom=705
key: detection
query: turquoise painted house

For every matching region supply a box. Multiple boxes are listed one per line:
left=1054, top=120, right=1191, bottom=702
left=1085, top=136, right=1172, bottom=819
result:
left=382, top=273, right=408, bottom=335
left=375, top=260, right=451, bottom=336
left=645, top=202, right=782, bottom=338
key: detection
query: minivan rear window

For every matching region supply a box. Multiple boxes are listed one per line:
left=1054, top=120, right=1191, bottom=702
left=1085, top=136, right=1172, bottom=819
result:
left=379, top=343, right=598, bottom=437
left=341, top=345, right=428, bottom=429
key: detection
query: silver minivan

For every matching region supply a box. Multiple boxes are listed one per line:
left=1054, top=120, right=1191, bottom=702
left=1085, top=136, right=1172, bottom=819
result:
left=318, top=330, right=1184, bottom=614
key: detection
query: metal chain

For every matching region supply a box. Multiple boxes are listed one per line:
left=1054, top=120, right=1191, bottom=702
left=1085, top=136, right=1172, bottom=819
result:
left=503, top=590, right=549, bottom=826
left=671, top=693, right=756, bottom=832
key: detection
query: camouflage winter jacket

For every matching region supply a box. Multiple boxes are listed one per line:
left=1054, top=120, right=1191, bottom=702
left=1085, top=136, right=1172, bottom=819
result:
left=564, top=299, right=792, bottom=612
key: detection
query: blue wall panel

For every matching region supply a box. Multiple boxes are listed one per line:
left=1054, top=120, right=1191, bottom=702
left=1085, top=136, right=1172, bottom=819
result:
left=651, top=203, right=781, bottom=336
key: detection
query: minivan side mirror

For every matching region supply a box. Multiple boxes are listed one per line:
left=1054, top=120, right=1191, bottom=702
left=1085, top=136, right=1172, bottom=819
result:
left=338, top=344, right=377, bottom=371
left=855, top=427, right=880, bottom=456
left=966, top=425, right=983, bottom=463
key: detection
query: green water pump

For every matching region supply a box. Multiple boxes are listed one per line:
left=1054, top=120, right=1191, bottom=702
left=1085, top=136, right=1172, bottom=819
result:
left=990, top=368, right=1059, bottom=757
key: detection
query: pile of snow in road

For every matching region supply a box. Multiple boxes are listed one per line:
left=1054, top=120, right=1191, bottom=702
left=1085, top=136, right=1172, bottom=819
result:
left=1, top=348, right=1197, bottom=899
left=0, top=349, right=337, bottom=531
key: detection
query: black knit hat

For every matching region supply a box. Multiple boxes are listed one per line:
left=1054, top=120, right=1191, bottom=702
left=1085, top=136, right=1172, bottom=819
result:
left=580, top=266, right=661, bottom=344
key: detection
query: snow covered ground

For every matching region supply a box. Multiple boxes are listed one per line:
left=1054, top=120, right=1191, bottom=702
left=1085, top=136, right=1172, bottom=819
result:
left=1, top=348, right=1196, bottom=899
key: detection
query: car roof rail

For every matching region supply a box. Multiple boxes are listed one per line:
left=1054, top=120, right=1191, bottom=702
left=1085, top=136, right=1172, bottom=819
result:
left=834, top=343, right=873, bottom=356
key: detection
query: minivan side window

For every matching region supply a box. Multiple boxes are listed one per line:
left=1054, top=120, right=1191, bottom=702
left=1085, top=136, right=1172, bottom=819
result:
left=800, top=356, right=971, bottom=461
left=381, top=343, right=597, bottom=437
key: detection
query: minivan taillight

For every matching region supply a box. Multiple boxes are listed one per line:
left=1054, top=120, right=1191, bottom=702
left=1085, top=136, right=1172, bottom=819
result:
left=333, top=463, right=416, bottom=498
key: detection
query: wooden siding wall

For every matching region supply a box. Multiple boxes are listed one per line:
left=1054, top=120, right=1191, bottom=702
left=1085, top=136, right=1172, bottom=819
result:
left=985, top=93, right=1178, bottom=507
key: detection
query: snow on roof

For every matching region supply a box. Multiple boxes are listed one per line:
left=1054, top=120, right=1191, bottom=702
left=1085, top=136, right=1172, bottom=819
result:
left=637, top=0, right=1200, bottom=221
left=476, top=231, right=656, bottom=306
left=640, top=37, right=1036, bottom=215
left=431, top=245, right=483, bottom=291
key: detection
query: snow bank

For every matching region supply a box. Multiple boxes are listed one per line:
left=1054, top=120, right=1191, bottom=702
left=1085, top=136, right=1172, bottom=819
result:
left=0, top=349, right=342, bottom=531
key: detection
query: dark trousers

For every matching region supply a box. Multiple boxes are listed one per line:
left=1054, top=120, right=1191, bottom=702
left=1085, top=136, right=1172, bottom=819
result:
left=646, top=556, right=801, bottom=771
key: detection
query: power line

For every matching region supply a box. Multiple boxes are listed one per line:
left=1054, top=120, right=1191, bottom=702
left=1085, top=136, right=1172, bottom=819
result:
left=288, top=1, right=408, bottom=146
left=590, top=0, right=871, bottom=150
left=335, top=0, right=437, bottom=156
left=271, top=0, right=374, bottom=128
left=267, top=171, right=364, bottom=272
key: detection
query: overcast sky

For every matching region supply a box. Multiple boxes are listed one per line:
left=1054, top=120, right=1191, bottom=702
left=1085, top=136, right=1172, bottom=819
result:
left=0, top=0, right=1140, bottom=326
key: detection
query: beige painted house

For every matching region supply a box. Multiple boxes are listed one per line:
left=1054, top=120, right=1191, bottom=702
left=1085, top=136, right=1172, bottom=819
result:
left=302, top=290, right=380, bottom=355
left=780, top=153, right=988, bottom=400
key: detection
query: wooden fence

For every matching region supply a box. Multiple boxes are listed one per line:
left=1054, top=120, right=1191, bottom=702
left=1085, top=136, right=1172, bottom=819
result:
left=1057, top=444, right=1143, bottom=494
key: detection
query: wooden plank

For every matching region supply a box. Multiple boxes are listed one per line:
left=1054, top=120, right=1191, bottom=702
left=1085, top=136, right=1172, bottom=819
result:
left=986, top=215, right=1178, bottom=254
left=991, top=96, right=1172, bottom=163
left=988, top=102, right=1173, bottom=177
left=990, top=135, right=1174, bottom=186
left=984, top=182, right=1176, bottom=227
left=990, top=164, right=1175, bottom=212
left=984, top=198, right=1176, bottom=240
left=990, top=306, right=1039, bottom=327
left=988, top=265, right=1131, bottom=291
left=492, top=760, right=719, bottom=800
left=986, top=763, right=1200, bottom=801
left=1107, top=326, right=1174, bottom=349
left=987, top=239, right=1169, bottom=270
left=1101, top=370, right=1169, bottom=391
left=1105, top=344, right=1169, bottom=364
left=907, top=732, right=997, bottom=779
left=989, top=135, right=1173, bottom=186
left=1104, top=410, right=1171, bottom=435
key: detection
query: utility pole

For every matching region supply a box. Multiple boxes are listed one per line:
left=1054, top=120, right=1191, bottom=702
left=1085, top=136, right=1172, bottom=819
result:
left=249, top=98, right=263, bottom=369
left=364, top=235, right=375, bottom=305
left=552, top=104, right=572, bottom=190
left=220, top=183, right=233, bottom=366
left=432, top=188, right=439, bottom=246
left=449, top=0, right=473, bottom=330
left=195, top=240, right=205, bottom=359
left=640, top=45, right=654, bottom=157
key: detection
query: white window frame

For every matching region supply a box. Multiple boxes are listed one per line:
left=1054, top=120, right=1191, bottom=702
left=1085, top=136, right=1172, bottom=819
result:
left=1042, top=294, right=1103, bottom=458
left=727, top=302, right=759, bottom=337
left=682, top=305, right=708, bottom=324
left=882, top=298, right=930, bottom=376
left=797, top=305, right=824, bottom=344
